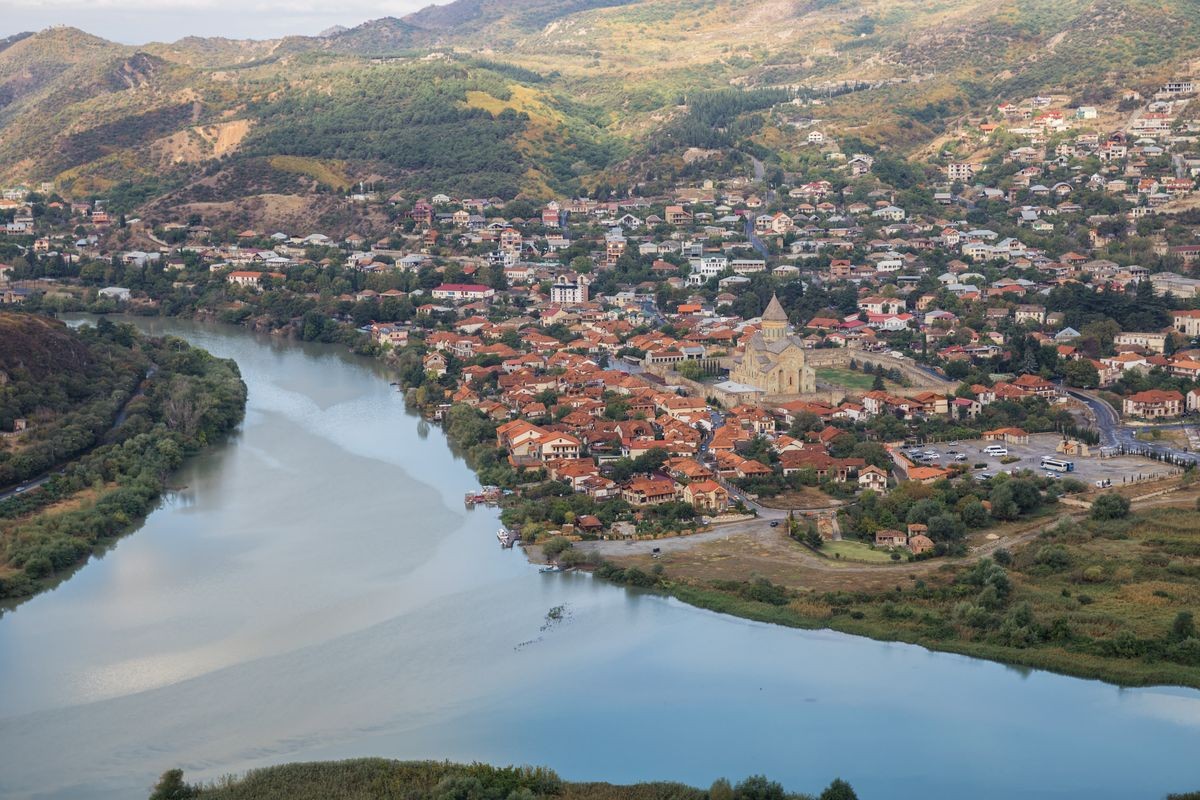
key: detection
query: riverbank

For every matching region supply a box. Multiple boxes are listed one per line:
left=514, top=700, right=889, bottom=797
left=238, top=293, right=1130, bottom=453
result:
left=530, top=495, right=1200, bottom=690
left=0, top=317, right=247, bottom=604
left=150, top=759, right=858, bottom=800
left=666, top=580, right=1200, bottom=690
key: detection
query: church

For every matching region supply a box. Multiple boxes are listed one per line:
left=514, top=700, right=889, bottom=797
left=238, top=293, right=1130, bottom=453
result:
left=728, top=294, right=816, bottom=396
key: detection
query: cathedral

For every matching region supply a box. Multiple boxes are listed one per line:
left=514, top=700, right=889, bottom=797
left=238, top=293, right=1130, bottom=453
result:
left=728, top=294, right=816, bottom=396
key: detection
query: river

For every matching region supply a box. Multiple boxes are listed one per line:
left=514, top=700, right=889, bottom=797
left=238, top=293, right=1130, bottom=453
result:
left=0, top=317, right=1197, bottom=799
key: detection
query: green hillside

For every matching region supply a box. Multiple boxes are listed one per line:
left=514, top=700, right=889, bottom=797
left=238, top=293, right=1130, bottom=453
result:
left=0, top=0, right=1197, bottom=209
left=0, top=314, right=247, bottom=603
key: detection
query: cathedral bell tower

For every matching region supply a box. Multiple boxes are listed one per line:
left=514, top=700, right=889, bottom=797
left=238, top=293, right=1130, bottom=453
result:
left=760, top=293, right=789, bottom=341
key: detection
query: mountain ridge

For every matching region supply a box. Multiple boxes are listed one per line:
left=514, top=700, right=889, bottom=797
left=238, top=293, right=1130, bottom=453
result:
left=0, top=0, right=1196, bottom=210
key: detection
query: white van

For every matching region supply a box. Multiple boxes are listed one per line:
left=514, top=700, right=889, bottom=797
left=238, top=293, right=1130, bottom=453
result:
left=984, top=445, right=1008, bottom=456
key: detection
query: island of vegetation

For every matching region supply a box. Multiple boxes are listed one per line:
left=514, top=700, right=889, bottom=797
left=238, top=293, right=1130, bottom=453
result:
left=0, top=311, right=247, bottom=603
left=147, top=760, right=863, bottom=800
left=146, top=759, right=1200, bottom=800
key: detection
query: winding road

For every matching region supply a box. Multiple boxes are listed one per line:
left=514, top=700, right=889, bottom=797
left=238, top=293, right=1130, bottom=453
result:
left=0, top=474, right=51, bottom=503
left=1066, top=388, right=1200, bottom=464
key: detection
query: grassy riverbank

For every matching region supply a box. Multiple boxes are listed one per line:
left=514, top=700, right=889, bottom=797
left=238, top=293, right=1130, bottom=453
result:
left=583, top=502, right=1200, bottom=690
left=149, top=760, right=859, bottom=800
left=0, top=315, right=247, bottom=603
left=668, top=582, right=1200, bottom=689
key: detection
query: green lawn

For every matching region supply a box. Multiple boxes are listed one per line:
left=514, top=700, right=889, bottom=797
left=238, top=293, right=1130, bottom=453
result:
left=815, top=367, right=894, bottom=392
left=820, top=539, right=900, bottom=563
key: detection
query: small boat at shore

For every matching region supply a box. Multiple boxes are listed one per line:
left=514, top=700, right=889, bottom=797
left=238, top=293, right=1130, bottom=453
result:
left=466, top=486, right=503, bottom=506
left=497, top=527, right=519, bottom=547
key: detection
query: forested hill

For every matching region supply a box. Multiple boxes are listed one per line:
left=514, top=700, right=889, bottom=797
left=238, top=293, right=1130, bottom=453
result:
left=0, top=312, right=102, bottom=384
left=0, top=313, right=247, bottom=602
left=0, top=312, right=147, bottom=488
left=1, top=0, right=1199, bottom=210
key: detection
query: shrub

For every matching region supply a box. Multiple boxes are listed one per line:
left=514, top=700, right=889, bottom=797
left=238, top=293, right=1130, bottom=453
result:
left=1035, top=544, right=1073, bottom=571
left=1090, top=492, right=1131, bottom=521
left=541, top=536, right=573, bottom=559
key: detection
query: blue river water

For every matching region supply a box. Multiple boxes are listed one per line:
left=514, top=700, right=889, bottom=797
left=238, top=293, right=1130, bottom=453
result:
left=0, top=317, right=1197, bottom=799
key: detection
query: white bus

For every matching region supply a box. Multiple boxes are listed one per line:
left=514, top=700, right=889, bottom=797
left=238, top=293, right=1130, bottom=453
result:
left=1040, top=456, right=1074, bottom=472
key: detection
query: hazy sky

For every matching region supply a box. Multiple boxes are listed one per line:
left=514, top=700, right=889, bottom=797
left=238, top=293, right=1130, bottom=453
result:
left=2, top=0, right=444, bottom=44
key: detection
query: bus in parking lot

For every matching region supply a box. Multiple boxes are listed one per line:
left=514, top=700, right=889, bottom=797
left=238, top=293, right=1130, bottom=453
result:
left=1040, top=456, right=1075, bottom=472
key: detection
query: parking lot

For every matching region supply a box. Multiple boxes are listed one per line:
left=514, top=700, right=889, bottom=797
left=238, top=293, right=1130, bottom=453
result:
left=908, top=433, right=1177, bottom=487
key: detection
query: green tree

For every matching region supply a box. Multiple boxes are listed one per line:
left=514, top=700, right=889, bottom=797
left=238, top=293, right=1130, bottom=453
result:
left=819, top=779, right=859, bottom=800
left=710, top=778, right=735, bottom=800
left=927, top=513, right=966, bottom=542
left=1090, top=492, right=1131, bottom=520
left=733, top=775, right=785, bottom=800
left=1062, top=359, right=1100, bottom=389
left=1170, top=611, right=1196, bottom=643
left=804, top=523, right=824, bottom=550
left=148, top=770, right=196, bottom=800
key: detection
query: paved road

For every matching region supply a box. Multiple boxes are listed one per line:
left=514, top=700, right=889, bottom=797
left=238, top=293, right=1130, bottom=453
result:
left=0, top=365, right=158, bottom=503
left=908, top=360, right=949, bottom=383
left=748, top=154, right=766, bottom=182
left=0, top=474, right=50, bottom=502
left=743, top=216, right=770, bottom=259
left=1067, top=388, right=1200, bottom=464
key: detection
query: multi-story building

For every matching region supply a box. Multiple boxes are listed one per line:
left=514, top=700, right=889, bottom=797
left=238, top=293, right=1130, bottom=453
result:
left=1114, top=332, right=1169, bottom=354
left=1172, top=309, right=1200, bottom=338
left=1123, top=389, right=1184, bottom=419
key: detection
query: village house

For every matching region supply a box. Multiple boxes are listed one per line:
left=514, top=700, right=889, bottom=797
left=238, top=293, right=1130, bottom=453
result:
left=681, top=480, right=730, bottom=513
left=1123, top=389, right=1184, bottom=419
left=622, top=477, right=679, bottom=506
left=1172, top=309, right=1200, bottom=338
left=226, top=270, right=282, bottom=288
left=1114, top=331, right=1169, bottom=354
left=431, top=283, right=497, bottom=302
left=857, top=464, right=889, bottom=494
left=982, top=427, right=1030, bottom=445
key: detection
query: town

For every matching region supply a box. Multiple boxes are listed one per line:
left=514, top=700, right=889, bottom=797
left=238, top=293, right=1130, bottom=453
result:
left=3, top=77, right=1200, bottom=561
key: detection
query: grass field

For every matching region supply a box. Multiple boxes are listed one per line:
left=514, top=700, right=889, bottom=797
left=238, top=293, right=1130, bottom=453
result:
left=597, top=500, right=1200, bottom=689
left=819, top=539, right=899, bottom=563
left=815, top=367, right=895, bottom=392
